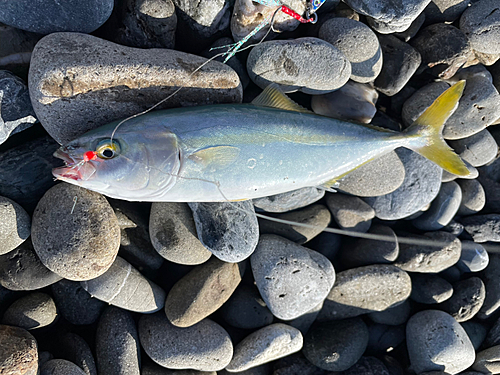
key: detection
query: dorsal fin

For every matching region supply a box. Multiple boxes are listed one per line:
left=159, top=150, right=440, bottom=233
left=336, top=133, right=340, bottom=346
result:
left=252, top=84, right=313, bottom=114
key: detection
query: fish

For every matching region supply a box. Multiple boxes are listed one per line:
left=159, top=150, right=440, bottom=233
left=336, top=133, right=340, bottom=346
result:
left=52, top=81, right=471, bottom=202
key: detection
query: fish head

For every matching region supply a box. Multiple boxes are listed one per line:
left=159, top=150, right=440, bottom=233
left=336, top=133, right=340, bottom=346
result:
left=52, top=125, right=181, bottom=200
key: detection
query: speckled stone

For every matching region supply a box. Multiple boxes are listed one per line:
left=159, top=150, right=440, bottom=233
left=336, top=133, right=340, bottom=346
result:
left=326, top=193, right=375, bottom=233
left=40, top=359, right=87, bottom=375
left=2, top=292, right=57, bottom=330
left=461, top=214, right=500, bottom=242
left=410, top=273, right=453, bottom=304
left=253, top=187, right=325, bottom=213
left=0, top=324, right=38, bottom=375
left=460, top=0, right=500, bottom=54
left=225, top=324, right=303, bottom=372
left=457, top=241, right=489, bottom=272
left=440, top=277, right=485, bottom=322
left=0, top=196, right=30, bottom=255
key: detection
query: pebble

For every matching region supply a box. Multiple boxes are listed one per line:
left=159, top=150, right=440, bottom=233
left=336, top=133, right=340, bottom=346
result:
left=81, top=256, right=165, bottom=313
left=149, top=202, right=211, bottom=265
left=368, top=299, right=411, bottom=326
left=364, top=148, right=443, bottom=219
left=461, top=214, right=500, bottom=242
left=220, top=284, right=274, bottom=330
left=2, top=292, right=57, bottom=330
left=57, top=332, right=97, bottom=375
left=410, top=23, right=472, bottom=79
left=410, top=273, right=454, bottom=304
left=460, top=0, right=500, bottom=54
left=0, top=70, right=37, bottom=144
left=424, top=0, right=471, bottom=24
left=40, top=359, right=87, bottom=375
left=271, top=352, right=321, bottom=375
left=406, top=310, right=475, bottom=374
left=246, top=37, right=351, bottom=94
left=319, top=265, right=411, bottom=320
left=138, top=313, right=233, bottom=372
left=457, top=241, right=489, bottom=272
left=392, top=11, right=426, bottom=42
left=0, top=0, right=113, bottom=34
left=0, top=196, right=30, bottom=255
left=338, top=151, right=406, bottom=197
left=326, top=193, right=375, bottom=232
left=258, top=204, right=331, bottom=244
left=165, top=257, right=243, bottom=327
left=343, top=0, right=431, bottom=33
left=0, top=324, right=38, bottom=375
left=189, top=201, right=259, bottom=263
left=457, top=179, right=486, bottom=216
left=31, top=183, right=120, bottom=281
left=251, top=234, right=335, bottom=320
left=367, top=324, right=406, bottom=355
left=485, top=316, right=500, bottom=348
left=341, top=356, right=391, bottom=375
left=51, top=279, right=106, bottom=325
left=303, top=318, right=369, bottom=371
left=402, top=81, right=449, bottom=128
left=462, top=320, right=488, bottom=350
left=395, top=231, right=461, bottom=273
left=225, top=323, right=303, bottom=372
left=440, top=277, right=485, bottom=321
left=318, top=18, right=382, bottom=83
left=96, top=306, right=140, bottom=375
left=0, top=24, right=40, bottom=74
left=449, top=129, right=498, bottom=167
left=252, top=187, right=325, bottom=213
left=412, top=181, right=462, bottom=231
left=473, top=346, right=500, bottom=373
left=478, top=254, right=500, bottom=319
left=339, top=225, right=399, bottom=268
left=28, top=32, right=242, bottom=144
left=374, top=35, right=421, bottom=96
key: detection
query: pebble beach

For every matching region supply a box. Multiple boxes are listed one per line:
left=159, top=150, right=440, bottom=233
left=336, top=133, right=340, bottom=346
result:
left=1, top=0, right=500, bottom=374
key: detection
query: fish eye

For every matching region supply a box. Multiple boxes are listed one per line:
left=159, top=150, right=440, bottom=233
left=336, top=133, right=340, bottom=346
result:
left=96, top=139, right=120, bottom=160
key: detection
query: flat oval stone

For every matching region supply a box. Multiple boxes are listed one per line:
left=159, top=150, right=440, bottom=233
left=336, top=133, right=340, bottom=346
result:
left=460, top=0, right=500, bottom=54
left=0, top=196, right=30, bottom=255
left=32, top=183, right=120, bottom=281
left=253, top=187, right=325, bottom=213
left=225, top=324, right=303, bottom=372
left=457, top=241, right=489, bottom=272
left=40, top=359, right=87, bottom=375
left=138, top=314, right=233, bottom=372
left=326, top=193, right=375, bottom=233
left=247, top=37, right=351, bottom=94
left=81, top=256, right=165, bottom=313
left=406, top=310, right=475, bottom=374
left=319, top=265, right=411, bottom=321
left=149, top=202, right=211, bottom=265
left=440, top=277, right=485, bottom=322
left=0, top=325, right=38, bottom=375
left=29, top=32, right=242, bottom=144
left=251, top=234, right=335, bottom=320
left=410, top=273, right=453, bottom=304
left=457, top=179, right=486, bottom=216
left=165, top=257, right=244, bottom=327
left=449, top=129, right=498, bottom=167
left=2, top=292, right=57, bottom=330
left=96, top=306, right=140, bottom=375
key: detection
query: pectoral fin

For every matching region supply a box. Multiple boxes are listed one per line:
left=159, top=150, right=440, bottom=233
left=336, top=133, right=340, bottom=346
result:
left=252, top=84, right=313, bottom=114
left=188, top=146, right=240, bottom=169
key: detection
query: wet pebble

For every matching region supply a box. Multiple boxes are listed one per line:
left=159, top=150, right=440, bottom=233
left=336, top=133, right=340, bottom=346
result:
left=473, top=345, right=500, bottom=373
left=461, top=214, right=500, bottom=242
left=2, top=292, right=57, bottom=330
left=225, top=323, right=303, bottom=372
left=149, top=202, right=211, bottom=265
left=457, top=241, right=489, bottom=272
left=440, top=277, right=485, bottom=321
left=449, top=129, right=498, bottom=167
left=251, top=234, right=335, bottom=320
left=252, top=187, right=325, bottom=213
left=138, top=313, right=233, bottom=372
left=246, top=37, right=351, bottom=94
left=0, top=324, right=38, bottom=375
left=326, top=193, right=375, bottom=232
left=81, top=256, right=165, bottom=313
left=410, top=273, right=453, bottom=304
left=40, top=359, right=87, bottom=375
left=460, top=0, right=500, bottom=54
left=189, top=201, right=259, bottom=263
left=406, top=310, right=475, bottom=374
left=457, top=179, right=486, bottom=216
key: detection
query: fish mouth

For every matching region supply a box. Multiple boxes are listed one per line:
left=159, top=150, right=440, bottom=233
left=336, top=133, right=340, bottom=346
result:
left=52, top=148, right=85, bottom=181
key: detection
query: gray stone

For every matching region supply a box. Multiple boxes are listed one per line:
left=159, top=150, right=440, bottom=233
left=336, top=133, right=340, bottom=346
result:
left=149, top=202, right=211, bottom=265
left=484, top=316, right=500, bottom=347
left=440, top=277, right=485, bottom=321
left=96, top=306, right=140, bottom=375
left=326, top=193, right=375, bottom=233
left=251, top=234, right=335, bottom=320
left=138, top=313, right=233, bottom=372
left=0, top=238, right=62, bottom=291
left=253, top=187, right=325, bottom=213
left=319, top=18, right=382, bottom=83
left=81, top=256, right=165, bottom=313
left=477, top=254, right=500, bottom=319
left=402, top=81, right=449, bottom=128
left=442, top=220, right=465, bottom=236
left=374, top=35, right=421, bottom=96
left=303, top=318, right=368, bottom=371
left=0, top=0, right=113, bottom=34
left=368, top=300, right=411, bottom=326
left=461, top=320, right=487, bottom=350
left=367, top=324, right=406, bottom=355
left=364, top=148, right=443, bottom=220
left=319, top=265, right=411, bottom=320
left=0, top=70, right=37, bottom=144
left=29, top=32, right=242, bottom=144
left=57, top=333, right=97, bottom=375
left=311, top=80, right=378, bottom=123
left=0, top=24, right=40, bottom=74
left=338, top=151, right=406, bottom=197
left=271, top=352, right=322, bottom=375
left=341, top=356, right=391, bottom=375
left=2, top=292, right=57, bottom=330
left=457, top=240, right=489, bottom=272
left=165, top=257, right=243, bottom=327
left=258, top=204, right=331, bottom=244
left=0, top=325, right=38, bottom=375
left=0, top=196, right=30, bottom=255
left=473, top=345, right=500, bottom=374
left=225, top=324, right=303, bottom=372
left=424, top=0, right=470, bottom=24
left=412, top=181, right=462, bottom=231
left=395, top=231, right=461, bottom=273
left=461, top=214, right=500, bottom=242
left=246, top=37, right=351, bottom=94
left=51, top=279, right=106, bottom=325
left=40, top=359, right=87, bottom=375
left=189, top=201, right=258, bottom=263
left=457, top=179, right=486, bottom=216
left=450, top=129, right=497, bottom=167
left=406, top=310, right=475, bottom=374
left=410, top=273, right=453, bottom=304
left=460, top=0, right=500, bottom=54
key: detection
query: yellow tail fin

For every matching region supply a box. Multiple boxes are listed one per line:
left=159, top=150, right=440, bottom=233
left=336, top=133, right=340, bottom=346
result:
left=404, top=80, right=471, bottom=177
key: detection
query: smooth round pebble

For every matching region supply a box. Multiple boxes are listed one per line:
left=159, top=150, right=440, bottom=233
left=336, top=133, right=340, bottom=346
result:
left=449, top=129, right=498, bottom=167
left=2, top=292, right=57, bottom=330
left=410, top=273, right=453, bottom=304
left=460, top=0, right=500, bottom=54
left=251, top=234, right=335, bottom=320
left=457, top=179, right=486, bottom=216
left=40, top=359, right=87, bottom=375
left=326, top=193, right=375, bottom=233
left=225, top=324, right=303, bottom=372
left=0, top=196, right=31, bottom=255
left=0, top=324, right=38, bottom=375
left=457, top=241, right=489, bottom=272
left=407, top=310, right=475, bottom=374
left=473, top=345, right=500, bottom=373
left=139, top=313, right=233, bottom=372
left=303, top=318, right=368, bottom=371
left=252, top=187, right=325, bottom=213
left=440, top=277, right=485, bottom=321
left=246, top=37, right=351, bottom=94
